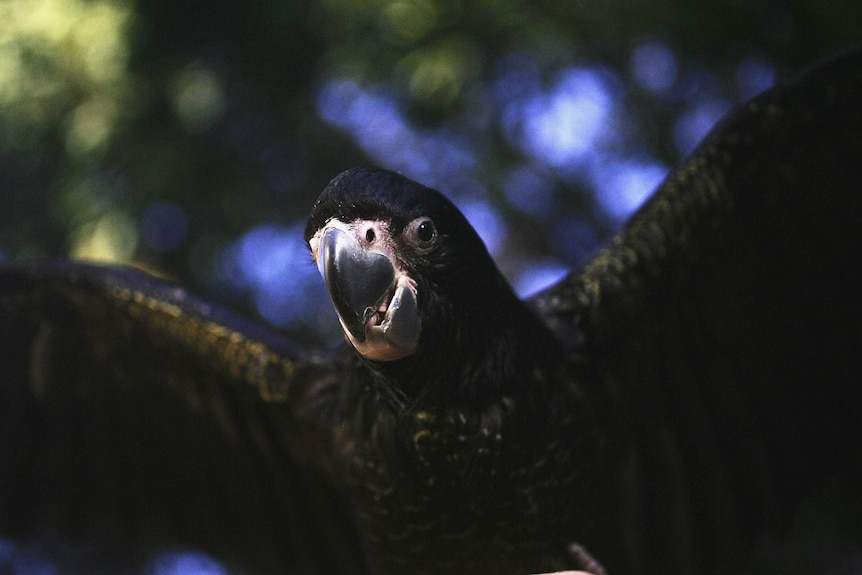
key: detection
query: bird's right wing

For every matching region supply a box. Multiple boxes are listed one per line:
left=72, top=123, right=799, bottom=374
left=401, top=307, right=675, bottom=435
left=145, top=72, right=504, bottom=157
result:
left=531, top=48, right=862, bottom=573
left=0, top=260, right=365, bottom=574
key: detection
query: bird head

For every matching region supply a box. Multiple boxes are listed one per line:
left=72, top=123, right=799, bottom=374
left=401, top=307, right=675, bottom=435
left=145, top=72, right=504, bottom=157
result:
left=305, top=168, right=507, bottom=364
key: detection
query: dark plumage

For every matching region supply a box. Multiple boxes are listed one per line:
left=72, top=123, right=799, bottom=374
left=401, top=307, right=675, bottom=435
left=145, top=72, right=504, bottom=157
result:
left=303, top=169, right=591, bottom=573
left=2, top=48, right=862, bottom=575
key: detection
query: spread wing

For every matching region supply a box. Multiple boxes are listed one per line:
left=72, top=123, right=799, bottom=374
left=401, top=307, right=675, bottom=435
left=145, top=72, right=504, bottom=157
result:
left=531, top=48, right=862, bottom=573
left=0, top=261, right=365, bottom=574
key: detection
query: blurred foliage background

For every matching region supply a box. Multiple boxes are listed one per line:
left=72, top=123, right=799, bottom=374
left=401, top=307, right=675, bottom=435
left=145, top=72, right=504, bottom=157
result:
left=2, top=0, right=861, bottom=345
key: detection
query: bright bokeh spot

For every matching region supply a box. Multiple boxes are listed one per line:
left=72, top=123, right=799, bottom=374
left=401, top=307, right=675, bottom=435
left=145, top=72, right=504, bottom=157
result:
left=735, top=56, right=776, bottom=100
left=70, top=210, right=139, bottom=263
left=316, top=77, right=475, bottom=189
left=514, top=259, right=570, bottom=297
left=0, top=0, right=132, bottom=144
left=456, top=199, right=506, bottom=258
left=171, top=65, right=227, bottom=134
left=65, top=97, right=117, bottom=158
left=508, top=68, right=617, bottom=168
left=382, top=0, right=438, bottom=42
left=591, top=158, right=667, bottom=221
left=673, top=99, right=731, bottom=156
left=219, top=223, right=332, bottom=330
left=397, top=38, right=473, bottom=107
left=147, top=550, right=230, bottom=575
left=631, top=41, right=678, bottom=93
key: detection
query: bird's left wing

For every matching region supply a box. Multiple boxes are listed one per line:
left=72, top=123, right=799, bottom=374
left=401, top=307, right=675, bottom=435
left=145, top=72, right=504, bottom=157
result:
left=527, top=48, right=862, bottom=573
left=0, top=260, right=365, bottom=574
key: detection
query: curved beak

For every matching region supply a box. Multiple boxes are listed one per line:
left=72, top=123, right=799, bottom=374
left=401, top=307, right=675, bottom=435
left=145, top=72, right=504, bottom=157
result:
left=318, top=226, right=395, bottom=343
left=313, top=220, right=421, bottom=361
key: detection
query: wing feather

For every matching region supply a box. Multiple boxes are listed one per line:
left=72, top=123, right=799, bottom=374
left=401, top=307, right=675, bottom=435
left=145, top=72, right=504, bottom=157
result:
left=532, top=48, right=862, bottom=572
left=0, top=260, right=365, bottom=574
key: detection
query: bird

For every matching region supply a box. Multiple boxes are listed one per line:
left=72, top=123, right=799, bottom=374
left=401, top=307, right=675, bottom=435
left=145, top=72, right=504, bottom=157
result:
left=2, top=47, right=862, bottom=575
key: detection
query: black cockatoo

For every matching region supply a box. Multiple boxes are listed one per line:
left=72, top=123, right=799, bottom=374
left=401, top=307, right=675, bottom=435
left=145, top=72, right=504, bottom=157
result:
left=2, top=49, right=862, bottom=575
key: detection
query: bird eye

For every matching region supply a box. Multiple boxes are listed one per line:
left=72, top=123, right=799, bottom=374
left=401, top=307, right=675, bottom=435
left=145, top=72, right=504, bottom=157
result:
left=406, top=217, right=437, bottom=247
left=416, top=220, right=434, bottom=242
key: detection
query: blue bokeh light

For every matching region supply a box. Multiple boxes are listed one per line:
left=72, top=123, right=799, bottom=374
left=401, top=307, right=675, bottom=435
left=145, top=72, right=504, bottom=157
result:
left=735, top=56, right=776, bottom=100
left=0, top=539, right=58, bottom=575
left=455, top=199, right=506, bottom=258
left=513, top=259, right=570, bottom=297
left=673, top=98, right=731, bottom=156
left=631, top=41, right=678, bottom=93
left=218, top=223, right=332, bottom=330
left=316, top=79, right=475, bottom=190
left=505, top=67, right=618, bottom=168
left=0, top=540, right=235, bottom=575
left=142, top=201, right=188, bottom=252
left=309, top=47, right=765, bottom=306
left=590, top=157, right=668, bottom=221
left=146, top=550, right=230, bottom=575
